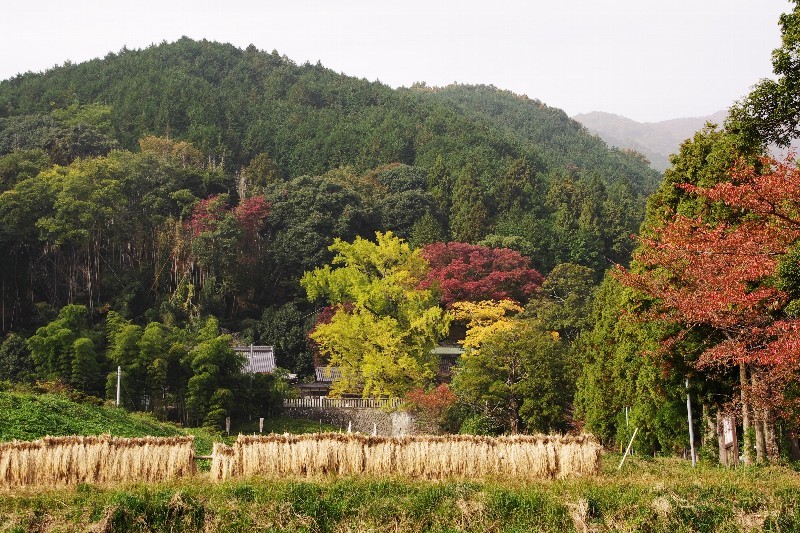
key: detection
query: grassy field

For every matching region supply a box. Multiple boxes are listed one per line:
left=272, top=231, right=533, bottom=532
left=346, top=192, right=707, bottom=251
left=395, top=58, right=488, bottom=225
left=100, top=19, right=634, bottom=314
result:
left=0, top=389, right=335, bottom=456
left=2, top=390, right=800, bottom=531
left=1, top=455, right=799, bottom=532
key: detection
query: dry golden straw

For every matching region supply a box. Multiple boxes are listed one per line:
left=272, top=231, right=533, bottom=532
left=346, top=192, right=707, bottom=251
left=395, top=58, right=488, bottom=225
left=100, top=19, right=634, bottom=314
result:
left=210, top=433, right=601, bottom=482
left=0, top=435, right=195, bottom=488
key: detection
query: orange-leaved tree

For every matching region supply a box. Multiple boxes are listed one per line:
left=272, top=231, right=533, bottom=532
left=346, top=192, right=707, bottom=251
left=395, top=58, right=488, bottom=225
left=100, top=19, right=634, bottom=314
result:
left=619, top=156, right=800, bottom=463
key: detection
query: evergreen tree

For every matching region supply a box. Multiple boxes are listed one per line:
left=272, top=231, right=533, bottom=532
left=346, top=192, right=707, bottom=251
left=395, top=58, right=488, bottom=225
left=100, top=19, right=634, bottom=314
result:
left=71, top=337, right=101, bottom=396
left=450, top=165, right=489, bottom=243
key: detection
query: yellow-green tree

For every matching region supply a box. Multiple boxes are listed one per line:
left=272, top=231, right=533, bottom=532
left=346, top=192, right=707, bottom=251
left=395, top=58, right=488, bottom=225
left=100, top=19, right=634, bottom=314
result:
left=450, top=299, right=523, bottom=351
left=301, top=232, right=451, bottom=397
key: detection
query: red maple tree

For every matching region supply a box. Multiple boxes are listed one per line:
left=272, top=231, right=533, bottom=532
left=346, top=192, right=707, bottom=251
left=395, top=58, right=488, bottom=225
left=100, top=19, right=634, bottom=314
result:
left=420, top=242, right=543, bottom=306
left=622, top=156, right=800, bottom=369
left=188, top=194, right=270, bottom=237
left=233, top=196, right=270, bottom=236
left=404, top=383, right=457, bottom=423
left=619, top=155, right=800, bottom=462
left=187, top=194, right=229, bottom=236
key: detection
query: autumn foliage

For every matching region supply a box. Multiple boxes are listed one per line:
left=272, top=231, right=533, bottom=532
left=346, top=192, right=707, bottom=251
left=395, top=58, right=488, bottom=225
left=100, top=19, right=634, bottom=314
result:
left=619, top=156, right=800, bottom=404
left=449, top=299, right=524, bottom=351
left=187, top=194, right=270, bottom=237
left=404, top=384, right=457, bottom=422
left=420, top=242, right=543, bottom=306
left=234, top=196, right=271, bottom=235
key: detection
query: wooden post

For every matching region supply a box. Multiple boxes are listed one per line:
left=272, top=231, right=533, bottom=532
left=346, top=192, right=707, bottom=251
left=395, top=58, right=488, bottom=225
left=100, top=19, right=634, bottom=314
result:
left=116, top=366, right=121, bottom=406
left=729, top=417, right=739, bottom=466
left=618, top=427, right=639, bottom=470
left=740, top=362, right=752, bottom=464
left=718, top=413, right=738, bottom=466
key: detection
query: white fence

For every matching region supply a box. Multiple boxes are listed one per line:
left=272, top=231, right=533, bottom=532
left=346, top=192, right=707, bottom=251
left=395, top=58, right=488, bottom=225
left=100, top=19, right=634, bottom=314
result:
left=283, top=397, right=402, bottom=409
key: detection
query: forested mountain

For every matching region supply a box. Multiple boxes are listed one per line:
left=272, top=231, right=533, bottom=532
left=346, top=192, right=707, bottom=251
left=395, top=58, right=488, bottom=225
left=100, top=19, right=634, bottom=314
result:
left=0, top=37, right=660, bottom=334
left=0, top=38, right=668, bottom=431
left=0, top=38, right=659, bottom=190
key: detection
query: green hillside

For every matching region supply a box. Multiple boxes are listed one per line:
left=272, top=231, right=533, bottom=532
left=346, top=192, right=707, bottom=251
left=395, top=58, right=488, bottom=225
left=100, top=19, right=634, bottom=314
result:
left=0, top=38, right=660, bottom=194
left=0, top=37, right=660, bottom=336
left=0, top=388, right=190, bottom=441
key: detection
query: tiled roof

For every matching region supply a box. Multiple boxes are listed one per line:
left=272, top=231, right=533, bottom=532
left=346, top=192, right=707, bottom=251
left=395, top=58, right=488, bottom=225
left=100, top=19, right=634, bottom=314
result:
left=234, top=345, right=276, bottom=374
left=432, top=346, right=464, bottom=355
left=315, top=366, right=342, bottom=382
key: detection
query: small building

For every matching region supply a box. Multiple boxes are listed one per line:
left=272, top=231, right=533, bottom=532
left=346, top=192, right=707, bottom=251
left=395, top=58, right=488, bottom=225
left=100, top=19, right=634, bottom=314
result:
left=295, top=366, right=339, bottom=397
left=315, top=366, right=342, bottom=382
left=234, top=345, right=276, bottom=374
left=296, top=343, right=465, bottom=398
left=433, top=345, right=464, bottom=381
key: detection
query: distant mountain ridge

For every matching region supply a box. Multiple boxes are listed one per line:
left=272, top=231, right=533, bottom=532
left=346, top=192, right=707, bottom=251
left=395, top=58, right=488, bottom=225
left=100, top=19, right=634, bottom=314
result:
left=573, top=110, right=728, bottom=172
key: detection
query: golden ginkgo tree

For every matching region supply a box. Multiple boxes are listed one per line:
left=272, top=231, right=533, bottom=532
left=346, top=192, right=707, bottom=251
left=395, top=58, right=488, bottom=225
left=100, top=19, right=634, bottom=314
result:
left=301, top=232, right=451, bottom=397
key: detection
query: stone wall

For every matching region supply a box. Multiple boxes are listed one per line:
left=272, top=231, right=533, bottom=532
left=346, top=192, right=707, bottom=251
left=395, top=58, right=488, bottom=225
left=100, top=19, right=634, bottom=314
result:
left=283, top=406, right=437, bottom=436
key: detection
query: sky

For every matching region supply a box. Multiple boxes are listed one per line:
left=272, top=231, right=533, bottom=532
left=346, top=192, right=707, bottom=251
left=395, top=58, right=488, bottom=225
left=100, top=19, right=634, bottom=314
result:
left=1, top=0, right=793, bottom=123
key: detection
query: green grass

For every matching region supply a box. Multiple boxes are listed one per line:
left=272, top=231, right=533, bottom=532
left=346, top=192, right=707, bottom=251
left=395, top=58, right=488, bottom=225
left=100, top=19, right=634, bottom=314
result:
left=0, top=390, right=334, bottom=456
left=1, top=456, right=800, bottom=532
left=2, top=391, right=800, bottom=531
left=232, top=416, right=337, bottom=436
left=0, top=390, right=187, bottom=441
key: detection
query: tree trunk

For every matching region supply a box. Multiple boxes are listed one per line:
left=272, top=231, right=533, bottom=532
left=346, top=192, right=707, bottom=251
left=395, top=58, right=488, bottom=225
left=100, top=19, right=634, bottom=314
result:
left=740, top=362, right=753, bottom=465
left=791, top=437, right=800, bottom=461
left=508, top=396, right=520, bottom=434
left=716, top=410, right=728, bottom=466
left=702, top=403, right=717, bottom=462
left=752, top=370, right=766, bottom=464
left=754, top=415, right=766, bottom=464
left=764, top=409, right=779, bottom=464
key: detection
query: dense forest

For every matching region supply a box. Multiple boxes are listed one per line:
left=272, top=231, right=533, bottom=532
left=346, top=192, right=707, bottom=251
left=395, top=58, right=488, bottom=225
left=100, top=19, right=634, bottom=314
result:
left=0, top=38, right=659, bottom=333
left=3, top=0, right=800, bottom=463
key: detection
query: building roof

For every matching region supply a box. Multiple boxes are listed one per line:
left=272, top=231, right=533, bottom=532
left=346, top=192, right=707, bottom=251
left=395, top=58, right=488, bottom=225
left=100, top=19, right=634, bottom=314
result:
left=234, top=345, right=276, bottom=374
left=432, top=346, right=465, bottom=356
left=315, top=366, right=342, bottom=382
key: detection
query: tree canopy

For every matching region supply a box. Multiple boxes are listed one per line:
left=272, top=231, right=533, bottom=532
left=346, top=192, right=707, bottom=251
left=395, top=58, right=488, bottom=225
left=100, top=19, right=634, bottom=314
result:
left=420, top=242, right=543, bottom=306
left=301, top=232, right=451, bottom=397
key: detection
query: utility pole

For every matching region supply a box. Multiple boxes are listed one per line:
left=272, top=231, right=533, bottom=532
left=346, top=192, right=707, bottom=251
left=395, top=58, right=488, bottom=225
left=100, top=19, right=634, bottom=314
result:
left=116, top=366, right=121, bottom=407
left=687, top=377, right=696, bottom=467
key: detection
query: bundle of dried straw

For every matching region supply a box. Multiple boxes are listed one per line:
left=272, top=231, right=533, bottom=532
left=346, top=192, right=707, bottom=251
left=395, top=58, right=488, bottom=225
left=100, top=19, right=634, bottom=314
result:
left=210, top=433, right=600, bottom=482
left=0, top=435, right=195, bottom=488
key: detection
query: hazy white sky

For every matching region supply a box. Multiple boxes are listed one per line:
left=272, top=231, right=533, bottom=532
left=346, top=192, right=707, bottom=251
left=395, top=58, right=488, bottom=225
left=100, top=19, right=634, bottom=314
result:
left=1, top=0, right=792, bottom=122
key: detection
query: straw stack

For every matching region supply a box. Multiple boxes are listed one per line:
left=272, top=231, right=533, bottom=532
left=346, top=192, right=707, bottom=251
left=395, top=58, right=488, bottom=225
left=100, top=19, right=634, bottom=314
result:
left=210, top=433, right=601, bottom=482
left=0, top=435, right=195, bottom=488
